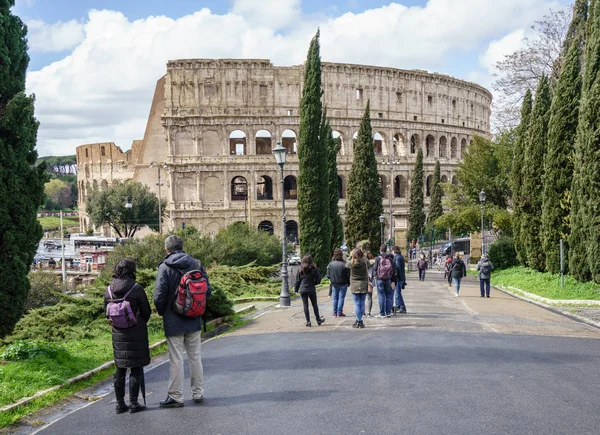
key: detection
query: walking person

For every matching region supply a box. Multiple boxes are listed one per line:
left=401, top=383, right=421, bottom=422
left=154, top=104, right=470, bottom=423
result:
left=154, top=235, right=212, bottom=408
left=327, top=248, right=350, bottom=317
left=105, top=258, right=152, bottom=414
left=392, top=246, right=407, bottom=314
left=417, top=254, right=428, bottom=281
left=443, top=255, right=453, bottom=287
left=347, top=248, right=369, bottom=328
left=294, top=255, right=325, bottom=327
left=477, top=254, right=494, bottom=298
left=373, top=245, right=395, bottom=318
left=365, top=252, right=376, bottom=317
left=450, top=252, right=467, bottom=296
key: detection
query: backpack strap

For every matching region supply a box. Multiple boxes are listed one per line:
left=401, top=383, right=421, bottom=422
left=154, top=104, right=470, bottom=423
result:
left=107, top=285, right=115, bottom=301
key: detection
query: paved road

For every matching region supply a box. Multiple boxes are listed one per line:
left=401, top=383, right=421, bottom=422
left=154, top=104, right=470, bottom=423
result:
left=20, top=271, right=600, bottom=434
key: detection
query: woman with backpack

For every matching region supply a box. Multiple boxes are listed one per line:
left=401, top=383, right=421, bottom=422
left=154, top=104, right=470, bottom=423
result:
left=417, top=254, right=428, bottom=281
left=294, top=254, right=325, bottom=327
left=450, top=253, right=467, bottom=297
left=104, top=258, right=152, bottom=414
left=347, top=248, right=370, bottom=328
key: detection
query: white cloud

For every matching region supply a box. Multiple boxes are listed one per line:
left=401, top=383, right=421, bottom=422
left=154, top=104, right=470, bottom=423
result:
left=26, top=0, right=562, bottom=155
left=26, top=19, right=85, bottom=53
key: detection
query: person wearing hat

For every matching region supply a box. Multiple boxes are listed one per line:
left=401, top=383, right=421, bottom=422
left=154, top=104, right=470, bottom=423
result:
left=476, top=254, right=494, bottom=298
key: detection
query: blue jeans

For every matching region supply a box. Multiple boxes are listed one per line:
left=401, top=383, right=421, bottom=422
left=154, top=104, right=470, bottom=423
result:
left=480, top=278, right=490, bottom=296
left=394, top=280, right=406, bottom=310
left=331, top=285, right=348, bottom=315
left=419, top=269, right=426, bottom=281
left=352, top=292, right=367, bottom=321
left=453, top=277, right=462, bottom=294
left=376, top=279, right=393, bottom=316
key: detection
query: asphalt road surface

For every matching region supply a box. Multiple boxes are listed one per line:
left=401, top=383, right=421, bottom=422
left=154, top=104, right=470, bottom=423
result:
left=22, top=272, right=600, bottom=435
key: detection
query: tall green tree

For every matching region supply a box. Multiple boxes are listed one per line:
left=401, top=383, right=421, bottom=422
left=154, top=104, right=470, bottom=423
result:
left=345, top=101, right=382, bottom=250
left=324, top=115, right=343, bottom=254
left=297, top=30, right=330, bottom=270
left=0, top=0, right=47, bottom=337
left=511, top=90, right=533, bottom=265
left=429, top=160, right=443, bottom=225
left=520, top=74, right=551, bottom=271
left=408, top=148, right=425, bottom=242
left=542, top=0, right=587, bottom=274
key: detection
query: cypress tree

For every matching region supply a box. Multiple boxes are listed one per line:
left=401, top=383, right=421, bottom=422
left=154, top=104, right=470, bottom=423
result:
left=0, top=1, right=46, bottom=337
left=324, top=116, right=344, bottom=254
left=520, top=74, right=551, bottom=271
left=542, top=0, right=587, bottom=274
left=298, top=30, right=330, bottom=270
left=511, top=89, right=533, bottom=265
left=345, top=101, right=383, bottom=250
left=408, top=148, right=425, bottom=242
left=429, top=160, right=443, bottom=225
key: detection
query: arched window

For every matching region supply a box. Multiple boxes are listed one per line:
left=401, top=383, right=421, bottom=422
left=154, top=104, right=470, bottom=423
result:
left=258, top=221, right=274, bottom=235
left=338, top=175, right=344, bottom=198
left=332, top=131, right=343, bottom=155
left=393, top=133, right=405, bottom=156
left=452, top=175, right=459, bottom=185
left=440, top=175, right=448, bottom=196
left=257, top=176, right=273, bottom=200
left=410, top=134, right=420, bottom=154
left=231, top=176, right=248, bottom=201
left=255, top=130, right=272, bottom=155
left=378, top=174, right=387, bottom=198
left=229, top=130, right=247, bottom=155
left=439, top=136, right=447, bottom=158
left=101, top=179, right=108, bottom=191
left=394, top=175, right=407, bottom=198
left=284, top=175, right=297, bottom=200
left=282, top=129, right=297, bottom=154
left=426, top=135, right=435, bottom=157
left=373, top=132, right=384, bottom=155
left=286, top=220, right=299, bottom=244
left=426, top=174, right=433, bottom=197
left=461, top=138, right=467, bottom=158
left=451, top=137, right=458, bottom=158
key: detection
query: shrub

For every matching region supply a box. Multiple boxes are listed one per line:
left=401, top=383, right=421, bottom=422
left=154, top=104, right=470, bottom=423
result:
left=488, top=236, right=519, bottom=270
left=205, top=288, right=235, bottom=320
left=1, top=340, right=67, bottom=361
left=211, top=222, right=282, bottom=266
left=26, top=271, right=62, bottom=311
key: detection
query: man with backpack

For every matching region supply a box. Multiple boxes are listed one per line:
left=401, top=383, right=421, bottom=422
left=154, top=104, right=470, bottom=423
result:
left=372, top=244, right=395, bottom=318
left=476, top=254, right=494, bottom=298
left=154, top=235, right=212, bottom=408
left=392, top=246, right=407, bottom=314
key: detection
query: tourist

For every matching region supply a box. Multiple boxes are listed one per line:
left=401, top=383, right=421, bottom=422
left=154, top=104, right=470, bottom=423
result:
left=347, top=248, right=369, bottom=328
left=392, top=246, right=407, bottom=314
left=450, top=252, right=467, bottom=296
left=477, top=254, right=495, bottom=298
left=443, top=255, right=453, bottom=287
left=417, top=254, right=428, bottom=281
left=105, top=258, right=152, bottom=414
left=373, top=244, right=395, bottom=318
left=365, top=251, right=376, bottom=317
left=294, top=254, right=325, bottom=327
left=326, top=248, right=350, bottom=317
left=154, top=235, right=212, bottom=408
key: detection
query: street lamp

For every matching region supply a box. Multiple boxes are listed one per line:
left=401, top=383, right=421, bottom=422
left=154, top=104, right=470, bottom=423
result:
left=149, top=161, right=168, bottom=234
left=379, top=214, right=385, bottom=247
left=479, top=189, right=486, bottom=256
left=273, top=141, right=290, bottom=307
left=125, top=198, right=133, bottom=209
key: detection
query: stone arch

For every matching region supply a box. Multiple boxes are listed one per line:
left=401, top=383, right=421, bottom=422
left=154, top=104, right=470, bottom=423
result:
left=461, top=138, right=467, bottom=158
left=205, top=221, right=220, bottom=237
left=426, top=135, right=435, bottom=157
left=229, top=130, right=247, bottom=155
left=394, top=175, right=407, bottom=198
left=111, top=179, right=119, bottom=187
left=452, top=175, right=459, bottom=185
left=332, top=130, right=344, bottom=155
left=257, top=175, right=273, bottom=200
left=258, top=220, right=274, bottom=235
left=256, top=129, right=273, bottom=155
left=426, top=174, right=433, bottom=197
left=101, top=179, right=109, bottom=191
left=450, top=137, right=458, bottom=158
left=92, top=180, right=98, bottom=192
left=439, top=136, right=447, bottom=158
left=338, top=175, right=344, bottom=198
left=378, top=174, right=387, bottom=198
left=178, top=175, right=196, bottom=202
left=203, top=130, right=221, bottom=156
left=373, top=132, right=384, bottom=155
left=203, top=176, right=222, bottom=203
left=393, top=133, right=406, bottom=156
left=231, top=176, right=248, bottom=201
left=410, top=134, right=420, bottom=154
left=174, top=128, right=194, bottom=156
left=284, top=175, right=297, bottom=200
left=286, top=220, right=299, bottom=244
left=282, top=129, right=297, bottom=154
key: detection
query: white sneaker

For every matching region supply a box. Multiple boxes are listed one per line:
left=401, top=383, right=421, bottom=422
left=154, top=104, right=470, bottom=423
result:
left=455, top=293, right=459, bottom=297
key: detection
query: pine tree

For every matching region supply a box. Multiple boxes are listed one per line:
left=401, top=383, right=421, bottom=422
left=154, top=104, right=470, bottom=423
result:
left=542, top=0, right=587, bottom=274
left=520, top=74, right=551, bottom=271
left=298, top=30, right=330, bottom=270
left=324, top=116, right=344, bottom=254
left=0, top=1, right=47, bottom=337
left=429, top=160, right=443, bottom=225
left=511, top=89, right=533, bottom=265
left=345, top=101, right=383, bottom=250
left=408, top=148, right=425, bottom=242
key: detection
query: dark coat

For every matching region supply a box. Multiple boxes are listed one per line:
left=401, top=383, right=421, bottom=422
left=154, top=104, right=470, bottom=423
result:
left=326, top=260, right=350, bottom=286
left=104, top=277, right=152, bottom=368
left=417, top=258, right=428, bottom=271
left=153, top=251, right=212, bottom=337
left=450, top=258, right=467, bottom=279
left=294, top=267, right=322, bottom=294
left=393, top=253, right=406, bottom=283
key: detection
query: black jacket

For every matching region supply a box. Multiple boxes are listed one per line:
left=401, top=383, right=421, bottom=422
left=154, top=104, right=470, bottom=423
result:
left=294, top=267, right=322, bottom=294
left=372, top=253, right=395, bottom=280
left=104, top=277, right=152, bottom=368
left=326, top=260, right=350, bottom=286
left=393, top=253, right=406, bottom=283
left=450, top=258, right=467, bottom=279
left=153, top=251, right=212, bottom=337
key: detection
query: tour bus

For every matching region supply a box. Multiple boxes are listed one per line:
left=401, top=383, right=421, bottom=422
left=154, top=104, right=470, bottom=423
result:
left=71, top=236, right=120, bottom=251
left=439, top=238, right=471, bottom=257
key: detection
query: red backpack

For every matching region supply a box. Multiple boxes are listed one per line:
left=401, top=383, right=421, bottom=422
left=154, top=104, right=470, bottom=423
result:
left=172, top=270, right=208, bottom=318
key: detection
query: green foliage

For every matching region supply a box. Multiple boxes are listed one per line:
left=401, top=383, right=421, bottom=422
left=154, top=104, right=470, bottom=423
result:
left=344, top=101, right=383, bottom=250
left=205, top=288, right=235, bottom=319
left=211, top=222, right=282, bottom=267
left=0, top=2, right=46, bottom=338
left=1, top=340, right=66, bottom=361
left=488, top=236, right=519, bottom=270
left=298, top=30, right=330, bottom=270
left=521, top=74, right=551, bottom=271
left=38, top=216, right=80, bottom=230
left=36, top=155, right=77, bottom=178
left=327, top=125, right=344, bottom=254
left=25, top=271, right=62, bottom=311
left=44, top=178, right=73, bottom=210
left=408, top=148, right=425, bottom=242
left=543, top=0, right=587, bottom=274
left=429, top=160, right=443, bottom=224
left=209, top=264, right=281, bottom=298
left=86, top=181, right=162, bottom=238
left=511, top=90, right=533, bottom=265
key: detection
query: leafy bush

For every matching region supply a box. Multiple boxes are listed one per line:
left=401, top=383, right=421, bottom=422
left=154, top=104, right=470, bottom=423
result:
left=488, top=236, right=519, bottom=270
left=205, top=288, right=235, bottom=320
left=1, top=340, right=67, bottom=361
left=211, top=222, right=282, bottom=266
left=26, top=271, right=62, bottom=311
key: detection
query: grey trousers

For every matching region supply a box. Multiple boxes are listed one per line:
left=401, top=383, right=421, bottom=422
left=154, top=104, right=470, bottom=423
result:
left=166, top=331, right=204, bottom=402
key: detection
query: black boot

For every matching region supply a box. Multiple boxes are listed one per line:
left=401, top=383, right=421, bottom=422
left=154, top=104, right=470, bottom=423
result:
left=114, top=375, right=129, bottom=414
left=128, top=373, right=146, bottom=413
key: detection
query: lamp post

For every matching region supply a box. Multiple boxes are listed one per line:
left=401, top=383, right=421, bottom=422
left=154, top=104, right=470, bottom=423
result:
left=387, top=141, right=397, bottom=245
left=150, top=161, right=167, bottom=234
left=479, top=189, right=486, bottom=256
left=273, top=141, right=290, bottom=307
left=379, top=214, right=385, bottom=247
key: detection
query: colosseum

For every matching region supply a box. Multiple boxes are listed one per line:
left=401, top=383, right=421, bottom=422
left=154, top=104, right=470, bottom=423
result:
left=76, top=58, right=492, bottom=248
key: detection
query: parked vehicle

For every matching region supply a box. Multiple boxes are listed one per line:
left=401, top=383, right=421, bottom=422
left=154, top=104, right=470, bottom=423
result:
left=288, top=254, right=301, bottom=265
left=438, top=238, right=470, bottom=257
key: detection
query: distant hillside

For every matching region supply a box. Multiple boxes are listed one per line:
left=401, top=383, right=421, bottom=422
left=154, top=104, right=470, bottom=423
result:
left=37, top=155, right=77, bottom=177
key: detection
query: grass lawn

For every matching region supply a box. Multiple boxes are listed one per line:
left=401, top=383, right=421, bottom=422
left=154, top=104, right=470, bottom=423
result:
left=491, top=266, right=600, bottom=301
left=38, top=216, right=80, bottom=230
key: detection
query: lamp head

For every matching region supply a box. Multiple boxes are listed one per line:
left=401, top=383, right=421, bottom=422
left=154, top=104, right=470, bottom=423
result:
left=125, top=198, right=133, bottom=209
left=379, top=215, right=385, bottom=224
left=479, top=189, right=486, bottom=203
left=272, top=141, right=286, bottom=167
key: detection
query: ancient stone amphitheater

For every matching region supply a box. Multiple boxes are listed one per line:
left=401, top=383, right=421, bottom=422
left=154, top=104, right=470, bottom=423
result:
left=76, top=59, right=491, bottom=247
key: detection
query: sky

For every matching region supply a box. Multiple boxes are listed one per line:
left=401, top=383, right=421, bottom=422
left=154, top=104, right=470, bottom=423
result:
left=12, top=0, right=570, bottom=156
